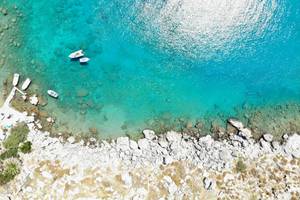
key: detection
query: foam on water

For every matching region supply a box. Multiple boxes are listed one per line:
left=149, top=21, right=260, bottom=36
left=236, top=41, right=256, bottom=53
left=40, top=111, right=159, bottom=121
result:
left=2, top=0, right=300, bottom=137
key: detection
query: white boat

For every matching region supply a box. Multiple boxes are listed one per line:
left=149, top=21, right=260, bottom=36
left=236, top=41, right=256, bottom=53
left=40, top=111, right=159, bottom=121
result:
left=21, top=78, right=31, bottom=90
left=47, top=90, right=59, bottom=98
left=79, top=57, right=90, bottom=64
left=69, top=50, right=84, bottom=59
left=12, top=73, right=20, bottom=86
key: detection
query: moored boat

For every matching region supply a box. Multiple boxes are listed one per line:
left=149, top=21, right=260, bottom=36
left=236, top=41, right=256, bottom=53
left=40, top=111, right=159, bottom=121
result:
left=13, top=73, right=20, bottom=86
left=21, top=78, right=31, bottom=90
left=79, top=57, right=90, bottom=64
left=69, top=50, right=84, bottom=59
left=47, top=90, right=59, bottom=98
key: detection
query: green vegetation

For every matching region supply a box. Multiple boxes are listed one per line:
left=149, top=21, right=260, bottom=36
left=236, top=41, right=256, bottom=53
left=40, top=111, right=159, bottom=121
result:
left=0, top=161, right=21, bottom=185
left=235, top=158, right=247, bottom=173
left=19, top=141, right=32, bottom=153
left=0, top=148, right=18, bottom=160
left=3, top=123, right=29, bottom=149
left=0, top=123, right=30, bottom=185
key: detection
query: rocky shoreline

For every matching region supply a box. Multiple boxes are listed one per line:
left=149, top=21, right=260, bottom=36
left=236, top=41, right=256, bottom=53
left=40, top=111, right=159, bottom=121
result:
left=0, top=102, right=300, bottom=199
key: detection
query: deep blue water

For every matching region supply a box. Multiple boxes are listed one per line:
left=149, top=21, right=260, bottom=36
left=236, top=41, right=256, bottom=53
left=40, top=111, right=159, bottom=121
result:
left=4, top=0, right=300, bottom=137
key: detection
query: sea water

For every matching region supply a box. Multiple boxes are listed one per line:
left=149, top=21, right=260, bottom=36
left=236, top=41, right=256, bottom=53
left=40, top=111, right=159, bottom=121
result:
left=2, top=0, right=300, bottom=137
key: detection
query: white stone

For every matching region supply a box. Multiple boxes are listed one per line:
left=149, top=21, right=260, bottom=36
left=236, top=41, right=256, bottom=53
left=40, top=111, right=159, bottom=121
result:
left=228, top=118, right=244, bottom=130
left=116, top=137, right=129, bottom=147
left=46, top=117, right=55, bottom=123
left=283, top=134, right=289, bottom=140
left=129, top=140, right=138, bottom=149
left=284, top=134, right=300, bottom=158
left=138, top=138, right=150, bottom=149
left=263, top=134, right=273, bottom=142
left=29, top=95, right=39, bottom=106
left=238, top=128, right=252, bottom=139
left=41, top=171, right=53, bottom=179
left=67, top=136, right=76, bottom=144
left=121, top=172, right=132, bottom=186
left=166, top=131, right=182, bottom=142
left=203, top=177, right=214, bottom=190
left=158, top=139, right=169, bottom=148
left=163, top=156, right=173, bottom=165
left=142, top=129, right=157, bottom=140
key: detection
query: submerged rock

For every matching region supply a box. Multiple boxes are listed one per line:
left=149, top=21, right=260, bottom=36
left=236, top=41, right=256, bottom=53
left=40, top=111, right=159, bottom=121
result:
left=142, top=129, right=156, bottom=140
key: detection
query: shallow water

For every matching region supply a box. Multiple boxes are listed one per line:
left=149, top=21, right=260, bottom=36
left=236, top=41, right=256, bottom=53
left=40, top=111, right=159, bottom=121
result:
left=2, top=0, right=300, bottom=137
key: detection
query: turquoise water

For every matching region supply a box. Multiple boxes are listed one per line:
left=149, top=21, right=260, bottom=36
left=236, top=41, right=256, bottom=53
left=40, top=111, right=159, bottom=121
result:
left=3, top=0, right=300, bottom=137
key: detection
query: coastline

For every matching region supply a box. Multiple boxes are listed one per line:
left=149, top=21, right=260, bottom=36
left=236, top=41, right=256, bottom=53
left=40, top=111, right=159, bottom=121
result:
left=0, top=88, right=300, bottom=199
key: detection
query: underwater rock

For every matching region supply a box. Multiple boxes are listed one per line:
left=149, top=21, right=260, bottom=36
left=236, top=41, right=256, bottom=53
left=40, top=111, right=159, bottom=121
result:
left=76, top=89, right=89, bottom=97
left=67, top=136, right=75, bottom=144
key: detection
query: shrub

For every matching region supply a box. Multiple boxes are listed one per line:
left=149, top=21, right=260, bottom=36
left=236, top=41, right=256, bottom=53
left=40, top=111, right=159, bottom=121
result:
left=235, top=158, right=247, bottom=173
left=0, top=161, right=20, bottom=185
left=0, top=148, right=18, bottom=160
left=19, top=141, right=32, bottom=153
left=3, top=123, right=29, bottom=149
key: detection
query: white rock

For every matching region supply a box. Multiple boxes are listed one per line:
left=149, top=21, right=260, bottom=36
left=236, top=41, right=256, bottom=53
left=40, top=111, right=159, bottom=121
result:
left=116, top=137, right=129, bottom=146
left=46, top=117, right=55, bottom=123
left=121, top=172, right=132, bottom=186
left=129, top=140, right=138, bottom=149
left=29, top=95, right=39, bottom=106
left=283, top=134, right=289, bottom=140
left=203, top=177, right=214, bottom=190
left=41, top=171, right=53, bottom=179
left=158, top=139, right=169, bottom=148
left=166, top=131, right=182, bottom=142
left=163, top=156, right=173, bottom=165
left=238, top=128, right=252, bottom=139
left=67, top=136, right=76, bottom=144
left=263, top=134, right=273, bottom=142
left=271, top=141, right=281, bottom=151
left=228, top=118, right=244, bottom=130
left=142, top=129, right=157, bottom=140
left=284, top=134, right=300, bottom=158
left=138, top=138, right=150, bottom=149
left=0, top=130, right=6, bottom=141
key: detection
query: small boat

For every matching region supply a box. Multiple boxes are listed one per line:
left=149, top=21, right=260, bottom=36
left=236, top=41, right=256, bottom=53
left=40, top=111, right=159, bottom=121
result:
left=79, top=57, right=90, bottom=64
left=47, top=90, right=59, bottom=98
left=69, top=50, right=84, bottom=59
left=21, top=78, right=31, bottom=90
left=12, top=73, right=20, bottom=86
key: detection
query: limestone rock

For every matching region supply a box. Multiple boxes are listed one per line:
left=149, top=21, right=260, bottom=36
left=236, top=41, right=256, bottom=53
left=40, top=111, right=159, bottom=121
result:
left=238, top=128, right=252, bottom=139
left=142, top=129, right=157, bottom=140
left=166, top=131, right=182, bottom=142
left=228, top=118, right=244, bottom=130
left=262, top=134, right=273, bottom=142
left=138, top=138, right=150, bottom=150
left=129, top=140, right=138, bottom=150
left=67, top=136, right=76, bottom=144
left=116, top=137, right=129, bottom=147
left=29, top=95, right=39, bottom=106
left=203, top=177, right=214, bottom=190
left=284, top=134, right=300, bottom=158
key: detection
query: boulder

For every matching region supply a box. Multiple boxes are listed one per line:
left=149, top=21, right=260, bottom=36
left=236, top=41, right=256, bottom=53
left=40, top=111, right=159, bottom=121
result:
left=67, top=136, right=76, bottom=144
left=29, top=95, right=39, bottom=106
left=228, top=118, right=244, bottom=130
left=238, top=128, right=252, bottom=139
left=262, top=134, right=273, bottom=142
left=166, top=131, right=182, bottom=142
left=142, top=129, right=157, bottom=140
left=129, top=140, right=138, bottom=150
left=138, top=138, right=150, bottom=150
left=116, top=137, right=129, bottom=147
left=203, top=177, right=214, bottom=190
left=284, top=134, right=300, bottom=158
left=163, top=156, right=173, bottom=165
left=121, top=172, right=132, bottom=186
